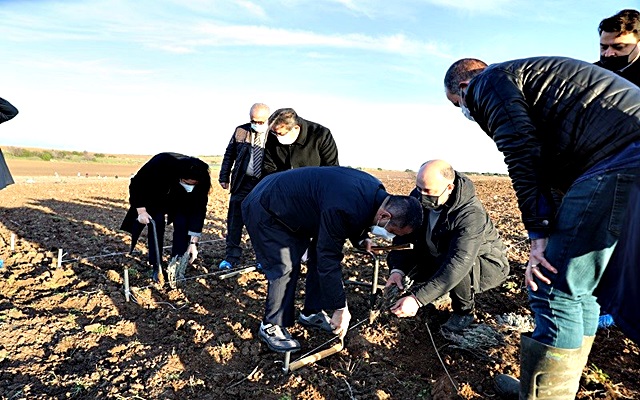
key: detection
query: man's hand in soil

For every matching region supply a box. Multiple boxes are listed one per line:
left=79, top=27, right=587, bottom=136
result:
left=385, top=271, right=405, bottom=290
left=390, top=295, right=420, bottom=318
left=330, top=307, right=351, bottom=338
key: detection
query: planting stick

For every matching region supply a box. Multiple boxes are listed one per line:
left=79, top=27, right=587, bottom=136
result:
left=218, top=266, right=256, bottom=280
left=57, top=249, right=63, bottom=268
left=10, top=233, right=15, bottom=251
left=282, top=351, right=291, bottom=373
left=124, top=268, right=130, bottom=302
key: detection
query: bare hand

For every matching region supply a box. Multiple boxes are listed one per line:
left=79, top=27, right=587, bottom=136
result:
left=220, top=182, right=229, bottom=190
left=330, top=307, right=351, bottom=338
left=360, top=238, right=372, bottom=251
left=136, top=209, right=151, bottom=225
left=390, top=295, right=420, bottom=318
left=384, top=271, right=405, bottom=290
left=526, top=237, right=557, bottom=291
left=187, top=243, right=198, bottom=264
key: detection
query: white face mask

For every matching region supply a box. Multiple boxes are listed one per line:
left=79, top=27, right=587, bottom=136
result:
left=459, top=88, right=474, bottom=121
left=251, top=122, right=268, bottom=134
left=370, top=219, right=396, bottom=241
left=179, top=181, right=196, bottom=193
left=276, top=127, right=299, bottom=145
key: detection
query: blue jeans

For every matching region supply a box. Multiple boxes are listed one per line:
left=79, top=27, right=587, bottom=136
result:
left=529, top=168, right=640, bottom=349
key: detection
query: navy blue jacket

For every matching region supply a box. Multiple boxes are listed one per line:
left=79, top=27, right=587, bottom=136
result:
left=219, top=123, right=259, bottom=194
left=597, top=176, right=640, bottom=344
left=246, top=166, right=388, bottom=309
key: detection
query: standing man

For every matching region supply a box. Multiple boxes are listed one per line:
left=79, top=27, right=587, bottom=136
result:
left=218, top=103, right=270, bottom=270
left=444, top=57, right=640, bottom=399
left=387, top=160, right=509, bottom=333
left=595, top=9, right=640, bottom=86
left=242, top=166, right=423, bottom=352
left=263, top=108, right=339, bottom=174
left=0, top=97, right=19, bottom=191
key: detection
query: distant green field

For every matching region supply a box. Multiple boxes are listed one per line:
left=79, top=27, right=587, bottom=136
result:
left=3, top=146, right=222, bottom=169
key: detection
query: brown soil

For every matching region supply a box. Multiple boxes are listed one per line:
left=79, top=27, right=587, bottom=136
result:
left=0, top=160, right=638, bottom=399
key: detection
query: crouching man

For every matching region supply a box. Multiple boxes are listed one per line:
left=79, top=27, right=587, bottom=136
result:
left=387, top=160, right=510, bottom=333
left=242, top=166, right=423, bottom=352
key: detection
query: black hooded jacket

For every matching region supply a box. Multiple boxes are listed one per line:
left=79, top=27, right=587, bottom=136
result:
left=466, top=56, right=640, bottom=233
left=387, top=173, right=509, bottom=307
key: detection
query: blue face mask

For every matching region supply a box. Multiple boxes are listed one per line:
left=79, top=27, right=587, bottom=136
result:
left=179, top=181, right=195, bottom=193
left=459, top=88, right=474, bottom=121
left=370, top=219, right=396, bottom=241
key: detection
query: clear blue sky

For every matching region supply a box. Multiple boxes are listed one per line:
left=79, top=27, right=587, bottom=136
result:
left=1, top=0, right=639, bottom=173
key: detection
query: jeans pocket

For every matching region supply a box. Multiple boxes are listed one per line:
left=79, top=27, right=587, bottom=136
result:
left=609, top=174, right=637, bottom=236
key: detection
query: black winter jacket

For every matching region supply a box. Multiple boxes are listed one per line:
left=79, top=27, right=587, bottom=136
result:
left=121, top=153, right=210, bottom=235
left=387, top=173, right=509, bottom=306
left=263, top=117, right=339, bottom=174
left=219, top=124, right=260, bottom=194
left=594, top=58, right=640, bottom=87
left=467, top=56, right=640, bottom=233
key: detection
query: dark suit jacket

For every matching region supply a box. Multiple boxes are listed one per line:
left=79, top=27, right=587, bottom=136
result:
left=263, top=117, right=339, bottom=174
left=244, top=166, right=387, bottom=309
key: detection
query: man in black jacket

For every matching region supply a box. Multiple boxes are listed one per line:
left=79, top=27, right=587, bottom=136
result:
left=263, top=108, right=339, bottom=174
left=444, top=57, right=640, bottom=399
left=386, top=160, right=509, bottom=333
left=242, top=166, right=422, bottom=352
left=0, top=97, right=19, bottom=191
left=121, top=153, right=211, bottom=282
left=595, top=9, right=640, bottom=86
left=218, top=103, right=270, bottom=270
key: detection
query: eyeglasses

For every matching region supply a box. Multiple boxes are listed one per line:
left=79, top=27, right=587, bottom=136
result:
left=250, top=120, right=267, bottom=125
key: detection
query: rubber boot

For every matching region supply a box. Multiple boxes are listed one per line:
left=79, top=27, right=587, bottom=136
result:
left=494, top=335, right=594, bottom=399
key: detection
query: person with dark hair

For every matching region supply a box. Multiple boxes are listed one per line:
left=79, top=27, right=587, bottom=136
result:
left=387, top=160, right=509, bottom=333
left=596, top=9, right=640, bottom=86
left=0, top=97, right=19, bottom=191
left=444, top=56, right=640, bottom=399
left=263, top=107, right=339, bottom=174
left=241, top=166, right=422, bottom=352
left=218, top=103, right=270, bottom=270
left=121, top=152, right=211, bottom=282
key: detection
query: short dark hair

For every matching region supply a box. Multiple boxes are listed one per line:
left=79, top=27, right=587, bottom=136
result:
left=179, top=157, right=211, bottom=192
left=444, top=58, right=488, bottom=94
left=386, top=195, right=423, bottom=232
left=599, top=9, right=640, bottom=40
left=268, top=108, right=299, bottom=131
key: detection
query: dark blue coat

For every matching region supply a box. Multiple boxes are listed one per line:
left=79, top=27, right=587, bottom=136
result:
left=244, top=166, right=388, bottom=309
left=597, top=176, right=640, bottom=344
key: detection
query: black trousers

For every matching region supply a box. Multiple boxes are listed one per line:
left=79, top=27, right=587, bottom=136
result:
left=413, top=262, right=475, bottom=314
left=242, top=200, right=312, bottom=327
left=130, top=211, right=190, bottom=267
left=224, top=177, right=259, bottom=264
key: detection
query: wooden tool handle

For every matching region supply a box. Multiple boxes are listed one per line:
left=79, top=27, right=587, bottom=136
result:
left=370, top=243, right=414, bottom=252
left=289, top=341, right=344, bottom=371
left=218, top=266, right=256, bottom=280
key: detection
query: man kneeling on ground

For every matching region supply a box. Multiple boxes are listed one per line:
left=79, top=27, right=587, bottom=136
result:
left=387, top=160, right=510, bottom=333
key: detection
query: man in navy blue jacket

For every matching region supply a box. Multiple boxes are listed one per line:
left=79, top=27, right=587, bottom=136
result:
left=0, top=97, right=19, bottom=191
left=242, top=166, right=423, bottom=352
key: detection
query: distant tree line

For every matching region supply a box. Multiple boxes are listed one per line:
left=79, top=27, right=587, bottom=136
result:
left=3, top=147, right=107, bottom=162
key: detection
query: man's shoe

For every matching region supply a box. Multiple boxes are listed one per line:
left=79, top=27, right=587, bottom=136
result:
left=218, top=260, right=233, bottom=270
left=441, top=313, right=474, bottom=333
left=298, top=311, right=333, bottom=332
left=256, top=262, right=263, bottom=271
left=259, top=323, right=300, bottom=352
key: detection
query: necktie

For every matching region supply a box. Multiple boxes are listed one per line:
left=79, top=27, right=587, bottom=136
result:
left=252, top=132, right=263, bottom=178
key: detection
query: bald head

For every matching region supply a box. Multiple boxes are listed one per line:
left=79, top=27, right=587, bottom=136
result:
left=250, top=103, right=270, bottom=123
left=415, top=160, right=456, bottom=209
